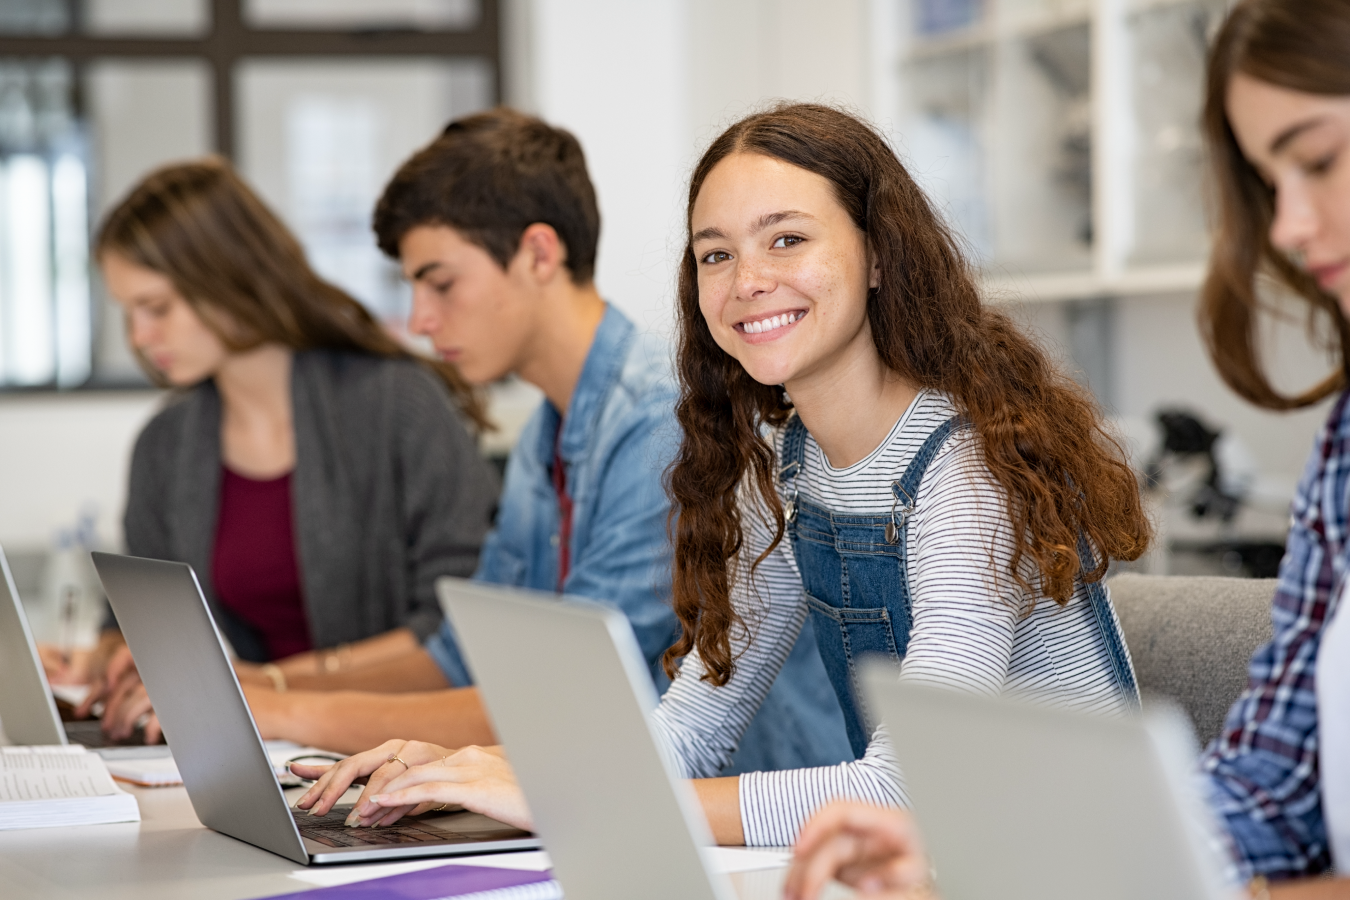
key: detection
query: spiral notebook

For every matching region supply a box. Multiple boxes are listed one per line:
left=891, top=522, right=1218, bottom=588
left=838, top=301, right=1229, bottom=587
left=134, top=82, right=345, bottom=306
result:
left=261, top=863, right=560, bottom=900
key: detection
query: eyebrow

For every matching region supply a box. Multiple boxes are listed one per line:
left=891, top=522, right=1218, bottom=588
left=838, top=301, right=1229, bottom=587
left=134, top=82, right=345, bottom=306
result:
left=1270, top=116, right=1330, bottom=155
left=690, top=209, right=817, bottom=245
left=410, top=261, right=443, bottom=280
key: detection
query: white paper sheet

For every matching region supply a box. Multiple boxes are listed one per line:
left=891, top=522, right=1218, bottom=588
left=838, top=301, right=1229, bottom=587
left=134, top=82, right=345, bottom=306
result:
left=0, top=744, right=117, bottom=800
left=105, top=741, right=340, bottom=787
left=0, top=745, right=140, bottom=829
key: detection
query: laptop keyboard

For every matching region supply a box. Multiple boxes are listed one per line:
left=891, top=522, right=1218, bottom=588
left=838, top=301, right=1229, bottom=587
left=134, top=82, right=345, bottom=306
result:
left=294, top=806, right=483, bottom=848
left=63, top=719, right=150, bottom=748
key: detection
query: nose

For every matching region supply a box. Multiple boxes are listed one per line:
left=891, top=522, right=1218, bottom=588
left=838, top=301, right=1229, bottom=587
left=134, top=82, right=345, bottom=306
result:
left=127, top=310, right=155, bottom=351
left=732, top=254, right=776, bottom=302
left=407, top=285, right=440, bottom=337
left=1269, top=177, right=1319, bottom=256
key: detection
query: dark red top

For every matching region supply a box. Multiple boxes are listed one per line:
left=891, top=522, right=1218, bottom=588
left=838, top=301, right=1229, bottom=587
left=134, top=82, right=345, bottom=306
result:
left=212, top=467, right=312, bottom=660
left=552, top=425, right=573, bottom=592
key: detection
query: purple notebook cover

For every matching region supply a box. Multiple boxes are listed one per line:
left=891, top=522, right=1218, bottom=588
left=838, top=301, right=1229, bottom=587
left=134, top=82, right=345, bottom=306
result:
left=258, top=863, right=554, bottom=900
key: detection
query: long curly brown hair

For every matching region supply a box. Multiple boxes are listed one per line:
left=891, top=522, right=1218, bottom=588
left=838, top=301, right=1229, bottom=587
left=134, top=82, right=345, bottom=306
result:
left=664, top=104, right=1150, bottom=685
left=1199, top=0, right=1350, bottom=410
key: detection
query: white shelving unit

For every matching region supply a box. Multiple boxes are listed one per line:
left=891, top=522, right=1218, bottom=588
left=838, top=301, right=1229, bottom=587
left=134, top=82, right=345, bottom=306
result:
left=872, top=0, right=1338, bottom=577
left=888, top=0, right=1226, bottom=302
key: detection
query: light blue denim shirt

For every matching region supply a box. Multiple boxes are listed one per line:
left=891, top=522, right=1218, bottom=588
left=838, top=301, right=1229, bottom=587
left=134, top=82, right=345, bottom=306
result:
left=426, top=303, right=852, bottom=774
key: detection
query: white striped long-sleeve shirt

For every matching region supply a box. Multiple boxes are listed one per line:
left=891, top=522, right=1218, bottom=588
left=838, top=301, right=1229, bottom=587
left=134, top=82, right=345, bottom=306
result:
left=650, top=390, right=1132, bottom=846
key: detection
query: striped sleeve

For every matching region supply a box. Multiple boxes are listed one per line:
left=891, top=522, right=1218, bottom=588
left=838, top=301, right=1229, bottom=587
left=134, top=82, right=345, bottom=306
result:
left=739, top=725, right=907, bottom=847
left=899, top=431, right=1019, bottom=694
left=648, top=487, right=811, bottom=779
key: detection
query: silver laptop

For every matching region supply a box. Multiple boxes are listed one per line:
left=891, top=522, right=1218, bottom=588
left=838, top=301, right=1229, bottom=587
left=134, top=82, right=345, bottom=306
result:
left=0, top=544, right=158, bottom=751
left=438, top=577, right=741, bottom=900
left=91, top=552, right=540, bottom=865
left=861, top=665, right=1237, bottom=900
left=0, top=545, right=67, bottom=747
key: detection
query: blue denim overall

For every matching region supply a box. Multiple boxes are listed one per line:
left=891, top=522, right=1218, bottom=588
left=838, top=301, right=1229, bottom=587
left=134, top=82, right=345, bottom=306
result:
left=778, top=414, right=1140, bottom=758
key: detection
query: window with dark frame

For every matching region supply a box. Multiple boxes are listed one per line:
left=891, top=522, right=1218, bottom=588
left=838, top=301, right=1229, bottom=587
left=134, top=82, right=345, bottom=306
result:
left=0, top=0, right=501, bottom=389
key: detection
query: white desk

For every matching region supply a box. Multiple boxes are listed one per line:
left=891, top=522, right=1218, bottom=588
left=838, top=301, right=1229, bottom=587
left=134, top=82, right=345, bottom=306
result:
left=0, top=784, right=803, bottom=899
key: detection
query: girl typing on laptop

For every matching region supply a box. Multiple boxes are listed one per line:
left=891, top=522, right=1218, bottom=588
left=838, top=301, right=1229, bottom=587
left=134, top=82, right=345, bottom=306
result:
left=294, top=103, right=1151, bottom=850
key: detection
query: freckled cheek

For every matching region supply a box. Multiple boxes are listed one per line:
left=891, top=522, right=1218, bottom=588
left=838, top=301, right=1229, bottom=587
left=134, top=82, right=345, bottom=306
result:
left=781, top=255, right=853, bottom=312
left=695, top=276, right=731, bottom=329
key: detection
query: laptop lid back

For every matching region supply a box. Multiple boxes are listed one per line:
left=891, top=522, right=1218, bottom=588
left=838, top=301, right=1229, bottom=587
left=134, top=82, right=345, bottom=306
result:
left=861, top=664, right=1230, bottom=900
left=438, top=577, right=735, bottom=900
left=0, top=546, right=67, bottom=746
left=91, top=552, right=309, bottom=864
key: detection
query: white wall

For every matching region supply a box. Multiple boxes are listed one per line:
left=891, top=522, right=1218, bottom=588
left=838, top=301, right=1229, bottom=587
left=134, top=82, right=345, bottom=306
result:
left=505, top=0, right=876, bottom=335
left=510, top=0, right=689, bottom=335
left=0, top=392, right=162, bottom=552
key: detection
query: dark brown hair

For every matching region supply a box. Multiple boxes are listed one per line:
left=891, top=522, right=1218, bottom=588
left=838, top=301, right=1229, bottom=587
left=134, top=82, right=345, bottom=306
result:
left=96, top=158, right=488, bottom=430
left=1201, top=0, right=1350, bottom=409
left=373, top=107, right=600, bottom=284
left=665, top=103, right=1150, bottom=685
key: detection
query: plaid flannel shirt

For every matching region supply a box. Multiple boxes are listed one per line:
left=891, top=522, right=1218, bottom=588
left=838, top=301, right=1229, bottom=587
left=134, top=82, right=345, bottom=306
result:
left=1202, top=389, right=1350, bottom=882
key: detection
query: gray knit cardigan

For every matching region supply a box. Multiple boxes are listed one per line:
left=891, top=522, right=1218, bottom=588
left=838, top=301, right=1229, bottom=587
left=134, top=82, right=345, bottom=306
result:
left=121, top=349, right=498, bottom=662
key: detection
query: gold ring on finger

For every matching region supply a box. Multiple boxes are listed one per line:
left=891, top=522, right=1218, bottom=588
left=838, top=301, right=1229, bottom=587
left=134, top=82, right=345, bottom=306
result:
left=387, top=754, right=410, bottom=770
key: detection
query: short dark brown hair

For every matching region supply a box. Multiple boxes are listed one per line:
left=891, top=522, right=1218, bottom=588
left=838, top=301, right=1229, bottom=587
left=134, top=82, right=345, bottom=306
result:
left=1200, top=0, right=1350, bottom=410
left=373, top=107, right=601, bottom=285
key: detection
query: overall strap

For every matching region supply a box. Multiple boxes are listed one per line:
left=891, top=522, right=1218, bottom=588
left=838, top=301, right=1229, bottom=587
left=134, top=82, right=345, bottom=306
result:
left=778, top=414, right=810, bottom=522
left=778, top=413, right=809, bottom=485
left=1076, top=532, right=1141, bottom=708
left=886, top=416, right=969, bottom=543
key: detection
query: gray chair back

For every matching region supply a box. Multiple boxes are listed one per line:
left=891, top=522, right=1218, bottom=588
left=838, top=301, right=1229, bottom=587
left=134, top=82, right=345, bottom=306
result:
left=1107, top=573, right=1275, bottom=747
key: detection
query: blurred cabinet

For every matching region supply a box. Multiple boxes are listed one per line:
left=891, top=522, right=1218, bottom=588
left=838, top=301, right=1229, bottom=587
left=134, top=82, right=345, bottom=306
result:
left=892, top=0, right=1226, bottom=300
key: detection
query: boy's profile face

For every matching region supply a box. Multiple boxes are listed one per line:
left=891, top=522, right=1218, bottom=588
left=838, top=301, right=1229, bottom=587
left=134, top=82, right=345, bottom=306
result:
left=401, top=224, right=538, bottom=385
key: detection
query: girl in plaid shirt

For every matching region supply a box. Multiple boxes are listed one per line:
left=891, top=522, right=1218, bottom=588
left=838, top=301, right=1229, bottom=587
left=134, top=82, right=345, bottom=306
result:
left=1200, top=0, right=1350, bottom=894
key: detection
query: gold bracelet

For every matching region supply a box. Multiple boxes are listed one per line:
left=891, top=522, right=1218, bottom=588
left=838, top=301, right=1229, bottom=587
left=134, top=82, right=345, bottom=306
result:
left=260, top=663, right=287, bottom=692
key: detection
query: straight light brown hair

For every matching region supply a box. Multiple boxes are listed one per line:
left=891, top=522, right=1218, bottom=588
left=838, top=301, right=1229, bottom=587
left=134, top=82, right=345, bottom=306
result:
left=665, top=103, right=1150, bottom=685
left=1201, top=0, right=1350, bottom=409
left=97, top=157, right=489, bottom=430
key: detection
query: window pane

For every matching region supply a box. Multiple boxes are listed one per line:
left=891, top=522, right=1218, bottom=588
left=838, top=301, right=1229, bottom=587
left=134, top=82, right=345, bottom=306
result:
left=0, top=59, right=89, bottom=387
left=84, top=0, right=211, bottom=37
left=244, top=0, right=479, bottom=30
left=0, top=0, right=68, bottom=36
left=86, top=59, right=212, bottom=384
left=1, top=155, right=55, bottom=383
left=52, top=151, right=89, bottom=385
left=236, top=58, right=491, bottom=332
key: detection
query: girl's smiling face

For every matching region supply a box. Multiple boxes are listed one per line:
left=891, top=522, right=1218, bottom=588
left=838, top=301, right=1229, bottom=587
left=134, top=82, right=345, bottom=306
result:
left=1226, top=73, right=1350, bottom=312
left=690, top=152, right=879, bottom=393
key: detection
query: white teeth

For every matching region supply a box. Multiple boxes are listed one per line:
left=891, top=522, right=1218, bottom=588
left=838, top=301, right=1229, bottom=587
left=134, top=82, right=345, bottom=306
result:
left=743, top=312, right=803, bottom=334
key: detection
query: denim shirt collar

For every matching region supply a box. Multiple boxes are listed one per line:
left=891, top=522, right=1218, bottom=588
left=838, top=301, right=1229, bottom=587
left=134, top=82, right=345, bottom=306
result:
left=533, top=303, right=634, bottom=465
